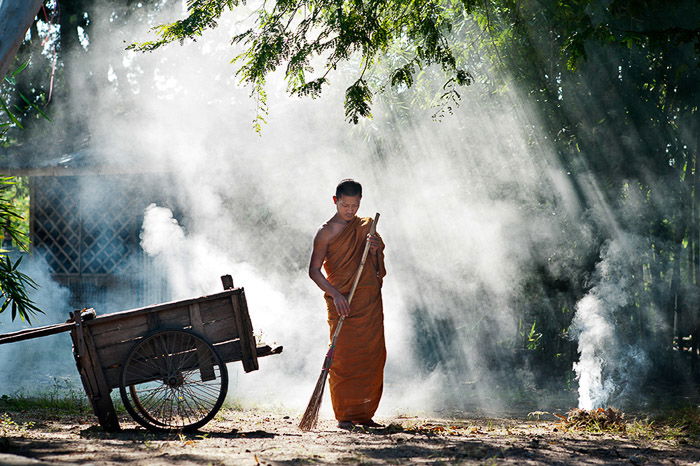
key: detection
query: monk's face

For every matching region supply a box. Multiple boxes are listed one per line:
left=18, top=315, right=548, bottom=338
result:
left=333, top=194, right=361, bottom=222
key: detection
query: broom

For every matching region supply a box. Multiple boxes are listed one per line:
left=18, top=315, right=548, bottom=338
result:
left=299, top=212, right=380, bottom=431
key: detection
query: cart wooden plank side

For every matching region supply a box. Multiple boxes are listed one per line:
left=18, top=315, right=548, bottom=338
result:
left=0, top=275, right=283, bottom=432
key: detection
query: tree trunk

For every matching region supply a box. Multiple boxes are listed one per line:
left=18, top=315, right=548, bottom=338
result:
left=689, top=154, right=697, bottom=286
left=0, top=0, right=44, bottom=78
left=693, top=126, right=700, bottom=366
left=670, top=241, right=681, bottom=347
left=695, top=151, right=700, bottom=287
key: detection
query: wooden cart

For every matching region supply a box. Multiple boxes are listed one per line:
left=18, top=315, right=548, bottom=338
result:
left=0, top=275, right=282, bottom=432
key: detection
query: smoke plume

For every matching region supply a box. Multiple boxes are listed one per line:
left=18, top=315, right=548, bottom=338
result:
left=2, top=0, right=678, bottom=418
left=571, top=237, right=650, bottom=409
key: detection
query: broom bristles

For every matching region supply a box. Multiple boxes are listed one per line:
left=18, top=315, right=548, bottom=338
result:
left=299, top=369, right=329, bottom=431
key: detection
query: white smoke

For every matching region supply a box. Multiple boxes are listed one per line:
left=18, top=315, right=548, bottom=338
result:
left=75, top=3, right=578, bottom=415
left=7, top=0, right=638, bottom=416
left=571, top=294, right=617, bottom=409
left=0, top=254, right=75, bottom=395
left=571, top=237, right=649, bottom=409
left=140, top=203, right=233, bottom=298
left=139, top=204, right=328, bottom=408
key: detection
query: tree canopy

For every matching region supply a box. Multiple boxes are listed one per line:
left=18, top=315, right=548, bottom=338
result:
left=130, top=0, right=478, bottom=128
left=131, top=0, right=700, bottom=127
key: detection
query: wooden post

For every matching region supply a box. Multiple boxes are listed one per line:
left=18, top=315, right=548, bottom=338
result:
left=230, top=290, right=259, bottom=372
left=146, top=309, right=161, bottom=331
left=239, top=291, right=258, bottom=364
left=70, top=310, right=120, bottom=432
left=220, top=275, right=258, bottom=372
left=221, top=275, right=234, bottom=290
left=188, top=303, right=215, bottom=381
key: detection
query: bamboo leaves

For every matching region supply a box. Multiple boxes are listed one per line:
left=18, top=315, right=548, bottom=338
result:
left=0, top=62, right=47, bottom=323
left=0, top=255, right=42, bottom=324
left=0, top=178, right=43, bottom=324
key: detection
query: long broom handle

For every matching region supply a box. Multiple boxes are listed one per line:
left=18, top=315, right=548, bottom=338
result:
left=323, top=212, right=380, bottom=370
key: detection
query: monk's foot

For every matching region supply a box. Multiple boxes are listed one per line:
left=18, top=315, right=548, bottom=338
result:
left=337, top=421, right=355, bottom=430
left=358, top=419, right=384, bottom=428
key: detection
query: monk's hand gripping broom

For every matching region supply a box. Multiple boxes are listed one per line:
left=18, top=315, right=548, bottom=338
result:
left=299, top=213, right=380, bottom=431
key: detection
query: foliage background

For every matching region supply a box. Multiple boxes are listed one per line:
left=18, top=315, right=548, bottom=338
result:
left=0, top=0, right=699, bottom=407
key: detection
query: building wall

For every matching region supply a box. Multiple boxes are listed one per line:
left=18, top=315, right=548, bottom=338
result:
left=30, top=174, right=172, bottom=313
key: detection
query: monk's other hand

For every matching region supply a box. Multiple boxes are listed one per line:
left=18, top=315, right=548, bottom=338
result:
left=332, top=291, right=351, bottom=317
left=367, top=233, right=382, bottom=254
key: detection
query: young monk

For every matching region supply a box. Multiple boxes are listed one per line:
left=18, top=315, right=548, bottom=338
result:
left=308, top=179, right=387, bottom=429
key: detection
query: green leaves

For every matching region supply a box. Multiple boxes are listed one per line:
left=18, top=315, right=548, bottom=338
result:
left=345, top=78, right=373, bottom=123
left=0, top=177, right=42, bottom=322
left=0, top=96, right=24, bottom=130
left=129, top=0, right=241, bottom=52
left=0, top=177, right=42, bottom=323
left=10, top=61, right=29, bottom=78
left=292, top=77, right=329, bottom=98
left=0, top=60, right=47, bottom=323
left=1, top=61, right=52, bottom=143
left=130, top=0, right=473, bottom=127
left=391, top=62, right=416, bottom=88
left=0, top=255, right=42, bottom=324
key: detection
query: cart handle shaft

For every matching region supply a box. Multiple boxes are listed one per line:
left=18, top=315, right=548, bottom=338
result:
left=0, top=321, right=75, bottom=346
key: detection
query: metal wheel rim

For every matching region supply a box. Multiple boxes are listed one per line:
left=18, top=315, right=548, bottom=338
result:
left=119, top=329, right=228, bottom=432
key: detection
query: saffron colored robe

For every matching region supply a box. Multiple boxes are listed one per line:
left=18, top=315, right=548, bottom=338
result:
left=323, top=216, right=387, bottom=422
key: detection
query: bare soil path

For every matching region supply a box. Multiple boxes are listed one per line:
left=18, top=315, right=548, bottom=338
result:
left=1, top=408, right=699, bottom=465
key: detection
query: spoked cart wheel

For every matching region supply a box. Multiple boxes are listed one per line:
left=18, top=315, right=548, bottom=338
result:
left=119, top=329, right=228, bottom=432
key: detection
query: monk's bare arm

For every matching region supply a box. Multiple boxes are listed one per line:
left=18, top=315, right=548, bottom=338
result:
left=309, top=227, right=351, bottom=316
left=308, top=229, right=335, bottom=295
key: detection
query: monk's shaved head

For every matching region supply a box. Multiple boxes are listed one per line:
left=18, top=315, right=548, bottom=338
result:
left=336, top=179, right=362, bottom=198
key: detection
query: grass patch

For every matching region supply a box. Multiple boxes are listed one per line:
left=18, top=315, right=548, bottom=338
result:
left=0, top=412, right=34, bottom=434
left=0, top=377, right=89, bottom=415
left=646, top=405, right=700, bottom=440
left=625, top=418, right=685, bottom=440
left=0, top=393, right=89, bottom=414
left=554, top=405, right=700, bottom=442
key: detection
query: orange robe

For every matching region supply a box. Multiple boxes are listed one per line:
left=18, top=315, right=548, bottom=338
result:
left=323, top=216, right=387, bottom=422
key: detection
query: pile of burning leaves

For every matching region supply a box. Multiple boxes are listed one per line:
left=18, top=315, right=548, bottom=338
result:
left=555, top=407, right=626, bottom=432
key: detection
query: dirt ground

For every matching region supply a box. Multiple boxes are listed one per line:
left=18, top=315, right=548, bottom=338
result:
left=1, top=408, right=699, bottom=465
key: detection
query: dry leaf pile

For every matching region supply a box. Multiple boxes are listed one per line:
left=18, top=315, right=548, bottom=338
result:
left=403, top=423, right=465, bottom=436
left=555, top=407, right=626, bottom=432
